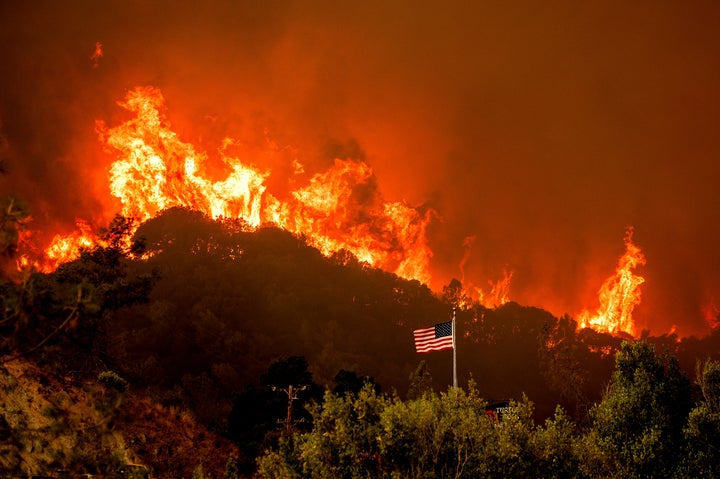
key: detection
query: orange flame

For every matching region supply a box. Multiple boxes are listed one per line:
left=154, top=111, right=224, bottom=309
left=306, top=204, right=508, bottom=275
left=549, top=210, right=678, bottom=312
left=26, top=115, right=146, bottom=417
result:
left=14, top=220, right=97, bottom=274
left=578, top=227, right=646, bottom=337
left=90, top=42, right=103, bottom=68
left=701, top=300, right=720, bottom=330
left=100, top=86, right=269, bottom=227
left=14, top=229, right=42, bottom=276
left=42, top=220, right=97, bottom=273
left=95, top=86, right=433, bottom=283
left=474, top=269, right=513, bottom=309
left=459, top=235, right=513, bottom=308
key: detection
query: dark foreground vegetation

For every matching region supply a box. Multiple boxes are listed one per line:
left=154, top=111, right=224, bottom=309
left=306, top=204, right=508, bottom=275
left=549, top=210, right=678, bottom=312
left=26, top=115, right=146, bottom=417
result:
left=1, top=206, right=719, bottom=477
left=256, top=342, right=720, bottom=479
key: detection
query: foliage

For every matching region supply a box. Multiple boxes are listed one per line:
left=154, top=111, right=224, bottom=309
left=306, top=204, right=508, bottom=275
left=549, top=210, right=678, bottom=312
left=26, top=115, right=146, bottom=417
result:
left=333, top=369, right=379, bottom=398
left=406, top=360, right=433, bottom=400
left=0, top=195, right=30, bottom=261
left=677, top=359, right=720, bottom=477
left=98, top=370, right=129, bottom=393
left=582, top=340, right=692, bottom=478
left=255, top=341, right=720, bottom=478
left=83, top=208, right=720, bottom=477
left=1, top=214, right=156, bottom=373
left=257, top=384, right=583, bottom=479
left=227, top=356, right=322, bottom=474
left=223, top=456, right=240, bottom=479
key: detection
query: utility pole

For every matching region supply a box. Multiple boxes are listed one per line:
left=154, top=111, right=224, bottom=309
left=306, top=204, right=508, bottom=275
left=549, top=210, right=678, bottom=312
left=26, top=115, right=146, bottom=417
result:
left=272, top=384, right=308, bottom=431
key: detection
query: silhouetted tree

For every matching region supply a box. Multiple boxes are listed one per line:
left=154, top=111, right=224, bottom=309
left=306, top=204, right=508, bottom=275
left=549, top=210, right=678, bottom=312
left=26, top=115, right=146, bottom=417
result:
left=228, top=356, right=321, bottom=473
left=0, top=196, right=29, bottom=262
left=441, top=278, right=470, bottom=309
left=333, top=369, right=379, bottom=397
left=261, top=356, right=314, bottom=389
left=406, top=360, right=433, bottom=400
left=1, top=215, right=156, bottom=374
left=678, top=359, right=720, bottom=477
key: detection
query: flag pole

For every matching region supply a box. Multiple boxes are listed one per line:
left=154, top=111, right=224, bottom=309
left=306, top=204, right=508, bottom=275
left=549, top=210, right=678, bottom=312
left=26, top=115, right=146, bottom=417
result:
left=452, top=307, right=457, bottom=389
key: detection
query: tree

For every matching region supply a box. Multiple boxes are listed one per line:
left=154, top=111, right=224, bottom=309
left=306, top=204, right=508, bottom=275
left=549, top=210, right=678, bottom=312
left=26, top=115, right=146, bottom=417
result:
left=406, top=360, right=433, bottom=400
left=539, top=314, right=591, bottom=418
left=228, top=356, right=321, bottom=473
left=0, top=156, right=31, bottom=279
left=333, top=369, right=379, bottom=397
left=441, top=278, right=470, bottom=310
left=0, top=196, right=29, bottom=261
left=678, top=360, right=720, bottom=477
left=261, top=356, right=314, bottom=389
left=583, top=340, right=692, bottom=478
left=1, top=215, right=156, bottom=371
left=257, top=384, right=570, bottom=479
left=530, top=405, right=582, bottom=479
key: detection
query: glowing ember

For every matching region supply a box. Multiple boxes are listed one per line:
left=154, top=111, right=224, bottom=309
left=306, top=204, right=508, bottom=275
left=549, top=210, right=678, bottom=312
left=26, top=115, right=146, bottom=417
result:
left=97, top=86, right=433, bottom=283
left=578, top=227, right=646, bottom=337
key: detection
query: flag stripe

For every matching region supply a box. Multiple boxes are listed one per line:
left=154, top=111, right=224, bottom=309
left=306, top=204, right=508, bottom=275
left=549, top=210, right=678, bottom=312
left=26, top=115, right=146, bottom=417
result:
left=413, top=321, right=453, bottom=353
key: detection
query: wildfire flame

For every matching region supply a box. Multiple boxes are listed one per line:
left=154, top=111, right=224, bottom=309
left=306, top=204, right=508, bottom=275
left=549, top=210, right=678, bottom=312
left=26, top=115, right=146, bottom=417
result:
left=701, top=300, right=720, bottom=330
left=43, top=220, right=97, bottom=273
left=90, top=42, right=103, bottom=68
left=17, top=220, right=97, bottom=274
left=94, top=86, right=432, bottom=283
left=459, top=235, right=513, bottom=308
left=578, top=227, right=646, bottom=337
left=474, top=269, right=513, bottom=309
left=101, top=86, right=268, bottom=227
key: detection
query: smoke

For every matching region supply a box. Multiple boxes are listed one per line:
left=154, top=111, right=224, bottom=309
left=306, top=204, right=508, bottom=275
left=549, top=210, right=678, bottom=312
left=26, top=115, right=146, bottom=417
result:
left=2, top=1, right=720, bottom=336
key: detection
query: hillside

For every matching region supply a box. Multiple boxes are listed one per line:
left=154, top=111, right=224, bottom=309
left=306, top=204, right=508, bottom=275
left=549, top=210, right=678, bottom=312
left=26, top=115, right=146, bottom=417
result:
left=0, top=357, right=239, bottom=478
left=2, top=207, right=720, bottom=476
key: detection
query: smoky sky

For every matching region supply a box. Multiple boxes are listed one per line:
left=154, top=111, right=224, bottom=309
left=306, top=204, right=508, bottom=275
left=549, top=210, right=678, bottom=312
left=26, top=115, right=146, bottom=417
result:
left=2, top=0, right=720, bottom=336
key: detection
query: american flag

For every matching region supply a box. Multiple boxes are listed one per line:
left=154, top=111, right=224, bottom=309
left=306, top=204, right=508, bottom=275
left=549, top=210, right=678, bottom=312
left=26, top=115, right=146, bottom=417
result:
left=413, top=321, right=453, bottom=353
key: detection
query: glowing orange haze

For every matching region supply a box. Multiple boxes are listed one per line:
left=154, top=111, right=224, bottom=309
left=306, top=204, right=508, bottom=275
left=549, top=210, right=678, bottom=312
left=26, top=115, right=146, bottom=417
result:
left=18, top=86, right=649, bottom=337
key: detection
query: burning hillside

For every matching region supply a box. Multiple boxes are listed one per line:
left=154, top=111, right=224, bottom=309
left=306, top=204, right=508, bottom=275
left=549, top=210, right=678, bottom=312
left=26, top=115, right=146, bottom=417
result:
left=23, top=86, right=435, bottom=288
left=3, top=86, right=683, bottom=339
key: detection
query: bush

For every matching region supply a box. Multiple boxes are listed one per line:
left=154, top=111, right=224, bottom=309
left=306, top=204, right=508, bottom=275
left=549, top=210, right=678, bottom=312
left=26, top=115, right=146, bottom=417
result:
left=98, top=370, right=129, bottom=393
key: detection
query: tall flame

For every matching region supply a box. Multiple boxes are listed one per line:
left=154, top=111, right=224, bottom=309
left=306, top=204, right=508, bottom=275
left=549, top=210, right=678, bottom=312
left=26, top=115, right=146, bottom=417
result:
left=578, top=227, right=646, bottom=336
left=101, top=86, right=269, bottom=227
left=93, top=86, right=433, bottom=283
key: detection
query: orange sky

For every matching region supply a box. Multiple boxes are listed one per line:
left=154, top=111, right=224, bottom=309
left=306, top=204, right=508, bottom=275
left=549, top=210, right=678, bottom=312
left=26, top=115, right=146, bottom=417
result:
left=1, top=1, right=720, bottom=336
